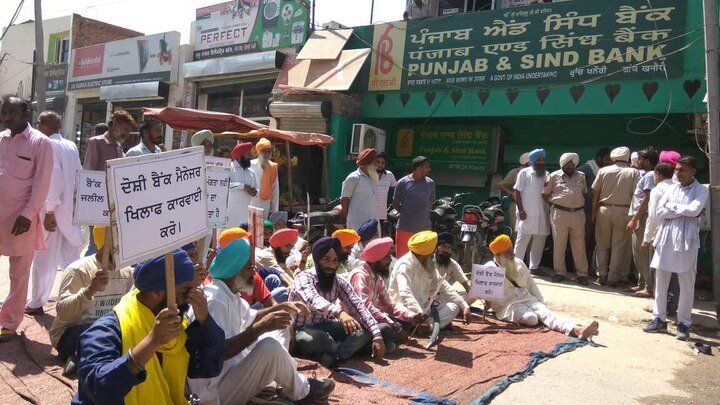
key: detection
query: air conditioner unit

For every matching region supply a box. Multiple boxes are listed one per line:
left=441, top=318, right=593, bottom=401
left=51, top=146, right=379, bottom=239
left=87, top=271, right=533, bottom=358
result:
left=350, top=124, right=386, bottom=155
left=687, top=113, right=708, bottom=139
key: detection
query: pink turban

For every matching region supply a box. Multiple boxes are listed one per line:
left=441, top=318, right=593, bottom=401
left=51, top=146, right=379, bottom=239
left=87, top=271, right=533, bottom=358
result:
left=659, top=150, right=681, bottom=167
left=360, top=237, right=393, bottom=263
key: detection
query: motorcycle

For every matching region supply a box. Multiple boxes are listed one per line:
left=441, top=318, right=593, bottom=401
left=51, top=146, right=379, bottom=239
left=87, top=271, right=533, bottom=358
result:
left=459, top=196, right=512, bottom=271
left=288, top=197, right=342, bottom=244
left=386, top=192, right=472, bottom=238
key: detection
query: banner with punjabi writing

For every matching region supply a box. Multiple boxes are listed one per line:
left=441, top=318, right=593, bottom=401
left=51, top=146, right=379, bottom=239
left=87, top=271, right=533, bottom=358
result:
left=205, top=157, right=231, bottom=228
left=73, top=170, right=110, bottom=226
left=106, top=147, right=209, bottom=268
left=368, top=0, right=689, bottom=90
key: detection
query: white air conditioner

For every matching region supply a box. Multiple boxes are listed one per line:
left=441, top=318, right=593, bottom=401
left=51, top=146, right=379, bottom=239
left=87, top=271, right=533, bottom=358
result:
left=350, top=124, right=386, bottom=155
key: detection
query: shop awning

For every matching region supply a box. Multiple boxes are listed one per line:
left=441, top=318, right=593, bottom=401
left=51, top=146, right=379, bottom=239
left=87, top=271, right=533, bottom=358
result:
left=143, top=106, right=334, bottom=146
left=100, top=82, right=169, bottom=101
left=183, top=51, right=285, bottom=81
left=296, top=29, right=353, bottom=60
left=273, top=49, right=370, bottom=92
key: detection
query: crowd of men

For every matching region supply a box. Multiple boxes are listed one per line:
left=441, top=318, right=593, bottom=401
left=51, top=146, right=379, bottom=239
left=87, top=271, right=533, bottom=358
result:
left=0, top=94, right=708, bottom=403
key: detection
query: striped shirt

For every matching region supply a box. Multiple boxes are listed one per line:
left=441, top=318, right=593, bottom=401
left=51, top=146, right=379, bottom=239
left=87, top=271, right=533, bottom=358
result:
left=289, top=267, right=380, bottom=336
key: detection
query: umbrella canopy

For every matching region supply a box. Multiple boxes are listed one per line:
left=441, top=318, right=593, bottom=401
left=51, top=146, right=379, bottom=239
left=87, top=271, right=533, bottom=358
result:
left=144, top=107, right=334, bottom=146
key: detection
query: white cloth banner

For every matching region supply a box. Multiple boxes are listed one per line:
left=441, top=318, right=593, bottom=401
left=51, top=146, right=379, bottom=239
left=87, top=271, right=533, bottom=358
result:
left=205, top=157, right=231, bottom=228
left=470, top=264, right=506, bottom=300
left=107, top=147, right=209, bottom=267
left=73, top=170, right=110, bottom=226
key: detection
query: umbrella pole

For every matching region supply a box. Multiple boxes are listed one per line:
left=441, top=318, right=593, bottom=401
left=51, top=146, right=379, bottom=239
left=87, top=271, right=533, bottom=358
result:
left=285, top=141, right=293, bottom=209
left=322, top=147, right=329, bottom=201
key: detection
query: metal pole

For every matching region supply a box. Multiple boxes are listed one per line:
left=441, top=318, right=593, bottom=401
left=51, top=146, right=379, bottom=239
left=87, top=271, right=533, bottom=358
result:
left=370, top=0, right=375, bottom=24
left=701, top=0, right=720, bottom=324
left=285, top=141, right=294, bottom=206
left=34, top=0, right=46, bottom=112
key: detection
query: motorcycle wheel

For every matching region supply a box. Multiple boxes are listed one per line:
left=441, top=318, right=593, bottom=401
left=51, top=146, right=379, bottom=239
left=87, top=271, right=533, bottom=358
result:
left=463, top=241, right=473, bottom=270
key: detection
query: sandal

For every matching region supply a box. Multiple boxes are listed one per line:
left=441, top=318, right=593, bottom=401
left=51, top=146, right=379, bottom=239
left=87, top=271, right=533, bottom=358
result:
left=0, top=328, right=17, bottom=343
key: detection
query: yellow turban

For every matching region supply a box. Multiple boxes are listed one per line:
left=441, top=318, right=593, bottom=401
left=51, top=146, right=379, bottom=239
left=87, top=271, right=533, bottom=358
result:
left=408, top=231, right=438, bottom=256
left=219, top=227, right=250, bottom=249
left=256, top=138, right=272, bottom=153
left=94, top=226, right=107, bottom=250
left=332, top=229, right=361, bottom=248
left=489, top=234, right=513, bottom=255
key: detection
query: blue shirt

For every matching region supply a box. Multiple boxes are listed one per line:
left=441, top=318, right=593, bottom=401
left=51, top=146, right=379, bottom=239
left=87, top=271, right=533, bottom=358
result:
left=72, top=311, right=225, bottom=405
left=630, top=170, right=656, bottom=216
left=393, top=175, right=436, bottom=232
left=124, top=141, right=161, bottom=157
left=577, top=162, right=596, bottom=213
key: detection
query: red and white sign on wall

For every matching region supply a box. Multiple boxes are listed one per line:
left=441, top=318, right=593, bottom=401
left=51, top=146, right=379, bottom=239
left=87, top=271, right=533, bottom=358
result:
left=72, top=45, right=104, bottom=77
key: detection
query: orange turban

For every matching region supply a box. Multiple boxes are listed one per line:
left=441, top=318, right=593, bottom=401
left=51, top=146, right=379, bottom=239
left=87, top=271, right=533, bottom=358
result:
left=269, top=228, right=299, bottom=248
left=332, top=229, right=361, bottom=248
left=219, top=227, right=250, bottom=249
left=489, top=234, right=513, bottom=255
left=94, top=226, right=107, bottom=250
left=255, top=138, right=272, bottom=153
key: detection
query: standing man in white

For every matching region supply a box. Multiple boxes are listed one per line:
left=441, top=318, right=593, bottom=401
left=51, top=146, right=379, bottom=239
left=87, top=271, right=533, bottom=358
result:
left=26, top=111, right=82, bottom=315
left=513, top=148, right=550, bottom=274
left=228, top=142, right=257, bottom=228
left=250, top=138, right=279, bottom=218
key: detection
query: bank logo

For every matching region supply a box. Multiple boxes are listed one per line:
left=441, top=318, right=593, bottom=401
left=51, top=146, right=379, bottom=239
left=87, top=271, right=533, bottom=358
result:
left=369, top=22, right=406, bottom=91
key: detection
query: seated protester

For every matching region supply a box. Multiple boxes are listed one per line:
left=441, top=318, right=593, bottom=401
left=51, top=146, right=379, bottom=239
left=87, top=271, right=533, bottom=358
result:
left=348, top=237, right=411, bottom=353
left=350, top=219, right=381, bottom=263
left=256, top=228, right=306, bottom=283
left=50, top=227, right=134, bottom=376
left=290, top=237, right=386, bottom=368
left=263, top=220, right=274, bottom=247
left=388, top=231, right=471, bottom=335
left=305, top=229, right=362, bottom=276
left=188, top=238, right=334, bottom=404
left=434, top=233, right=471, bottom=295
left=485, top=235, right=599, bottom=340
left=72, top=249, right=225, bottom=405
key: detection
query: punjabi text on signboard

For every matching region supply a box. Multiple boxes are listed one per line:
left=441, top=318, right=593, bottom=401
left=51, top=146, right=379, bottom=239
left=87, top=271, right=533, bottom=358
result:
left=470, top=264, right=506, bottom=300
left=205, top=156, right=231, bottom=228
left=73, top=170, right=110, bottom=226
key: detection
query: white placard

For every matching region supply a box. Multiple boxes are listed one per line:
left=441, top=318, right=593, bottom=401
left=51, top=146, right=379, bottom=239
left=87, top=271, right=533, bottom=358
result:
left=107, top=147, right=209, bottom=268
left=73, top=170, right=110, bottom=226
left=470, top=264, right=506, bottom=300
left=248, top=206, right=265, bottom=248
left=205, top=157, right=231, bottom=228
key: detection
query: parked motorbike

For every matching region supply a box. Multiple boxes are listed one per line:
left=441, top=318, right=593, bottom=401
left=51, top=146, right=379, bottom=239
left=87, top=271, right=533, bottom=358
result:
left=288, top=197, right=342, bottom=244
left=386, top=192, right=472, bottom=238
left=459, top=196, right=512, bottom=271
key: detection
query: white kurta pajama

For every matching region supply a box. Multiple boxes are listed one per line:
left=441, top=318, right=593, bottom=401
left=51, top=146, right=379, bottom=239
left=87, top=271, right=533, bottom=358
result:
left=250, top=159, right=279, bottom=218
left=513, top=167, right=550, bottom=270
left=650, top=180, right=708, bottom=327
left=227, top=161, right=257, bottom=228
left=188, top=280, right=307, bottom=405
left=28, top=133, right=82, bottom=308
left=484, top=258, right=576, bottom=334
left=387, top=253, right=469, bottom=327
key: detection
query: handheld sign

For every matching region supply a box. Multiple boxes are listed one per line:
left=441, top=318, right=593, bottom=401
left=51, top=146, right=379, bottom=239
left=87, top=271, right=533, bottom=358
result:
left=248, top=206, right=265, bottom=265
left=73, top=170, right=110, bottom=226
left=470, top=264, right=506, bottom=301
left=106, top=147, right=209, bottom=269
left=205, top=157, right=231, bottom=228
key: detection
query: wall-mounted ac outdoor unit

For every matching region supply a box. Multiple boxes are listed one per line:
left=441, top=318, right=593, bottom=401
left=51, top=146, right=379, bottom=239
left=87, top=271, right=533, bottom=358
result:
left=350, top=124, right=386, bottom=155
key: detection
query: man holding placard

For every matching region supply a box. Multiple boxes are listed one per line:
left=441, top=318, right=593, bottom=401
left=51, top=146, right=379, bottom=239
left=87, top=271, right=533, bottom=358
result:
left=0, top=96, right=54, bottom=342
left=227, top=142, right=257, bottom=228
left=27, top=111, right=83, bottom=315
left=482, top=235, right=598, bottom=340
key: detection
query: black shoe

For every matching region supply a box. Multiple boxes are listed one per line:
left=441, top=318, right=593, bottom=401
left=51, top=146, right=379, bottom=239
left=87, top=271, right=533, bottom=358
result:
left=577, top=276, right=589, bottom=286
left=306, top=377, right=335, bottom=401
left=63, top=355, right=78, bottom=376
left=676, top=323, right=690, bottom=341
left=24, top=306, right=44, bottom=316
left=551, top=274, right=565, bottom=283
left=643, top=318, right=668, bottom=334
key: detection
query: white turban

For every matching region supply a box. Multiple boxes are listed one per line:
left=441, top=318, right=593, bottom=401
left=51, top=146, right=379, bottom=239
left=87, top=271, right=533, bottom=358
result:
left=519, top=152, right=530, bottom=165
left=191, top=129, right=214, bottom=147
left=631, top=152, right=639, bottom=166
left=610, top=146, right=631, bottom=162
left=559, top=153, right=579, bottom=168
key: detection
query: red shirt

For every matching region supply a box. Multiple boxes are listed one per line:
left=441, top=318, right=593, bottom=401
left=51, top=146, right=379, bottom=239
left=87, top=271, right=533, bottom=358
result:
left=203, top=272, right=271, bottom=305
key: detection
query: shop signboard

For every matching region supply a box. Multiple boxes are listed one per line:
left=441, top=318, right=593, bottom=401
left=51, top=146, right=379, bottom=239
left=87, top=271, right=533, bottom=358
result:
left=493, top=0, right=572, bottom=10
left=45, top=63, right=68, bottom=93
left=68, top=31, right=180, bottom=90
left=368, top=0, right=687, bottom=91
left=194, top=0, right=310, bottom=61
left=392, top=125, right=497, bottom=173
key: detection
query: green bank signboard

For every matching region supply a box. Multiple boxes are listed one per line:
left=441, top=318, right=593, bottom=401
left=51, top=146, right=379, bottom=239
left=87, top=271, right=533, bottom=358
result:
left=393, top=126, right=498, bottom=173
left=368, top=0, right=689, bottom=91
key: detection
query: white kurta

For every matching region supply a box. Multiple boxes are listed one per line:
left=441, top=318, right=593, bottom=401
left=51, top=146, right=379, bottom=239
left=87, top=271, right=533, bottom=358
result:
left=227, top=161, right=257, bottom=228
left=250, top=159, right=279, bottom=217
left=513, top=167, right=550, bottom=235
left=651, top=180, right=708, bottom=274
left=387, top=253, right=469, bottom=326
left=643, top=179, right=674, bottom=244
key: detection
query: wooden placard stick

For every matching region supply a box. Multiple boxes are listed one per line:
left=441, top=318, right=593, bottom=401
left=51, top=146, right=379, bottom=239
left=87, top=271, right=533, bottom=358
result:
left=99, top=227, right=112, bottom=292
left=165, top=252, right=176, bottom=309
left=197, top=236, right=206, bottom=266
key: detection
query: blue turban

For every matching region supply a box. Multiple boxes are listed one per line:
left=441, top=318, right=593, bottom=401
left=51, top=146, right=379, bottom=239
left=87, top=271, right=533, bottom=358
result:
left=133, top=249, right=194, bottom=293
left=528, top=148, right=546, bottom=164
left=269, top=211, right=288, bottom=226
left=357, top=219, right=379, bottom=243
left=181, top=242, right=196, bottom=252
left=209, top=238, right=251, bottom=279
left=312, top=237, right=342, bottom=267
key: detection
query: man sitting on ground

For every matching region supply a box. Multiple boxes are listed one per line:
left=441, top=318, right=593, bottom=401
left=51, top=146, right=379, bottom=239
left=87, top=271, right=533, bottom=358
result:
left=348, top=237, right=411, bottom=353
left=350, top=219, right=381, bottom=264
left=305, top=229, right=363, bottom=276
left=73, top=249, right=225, bottom=404
left=484, top=235, right=599, bottom=340
left=434, top=233, right=471, bottom=295
left=50, top=227, right=134, bottom=376
left=290, top=237, right=386, bottom=368
left=388, top=231, right=471, bottom=335
left=188, top=238, right=334, bottom=404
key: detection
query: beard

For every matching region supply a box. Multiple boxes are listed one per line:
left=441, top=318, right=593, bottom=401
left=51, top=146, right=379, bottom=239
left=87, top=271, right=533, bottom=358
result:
left=233, top=275, right=255, bottom=296
left=274, top=247, right=289, bottom=264
left=562, top=168, right=575, bottom=177
left=240, top=157, right=252, bottom=169
left=258, top=154, right=269, bottom=168
left=338, top=252, right=350, bottom=265
left=316, top=265, right=337, bottom=292
left=436, top=252, right=451, bottom=266
left=370, top=261, right=390, bottom=279
left=533, top=164, right=546, bottom=176
left=366, top=167, right=379, bottom=184
left=495, top=255, right=519, bottom=281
